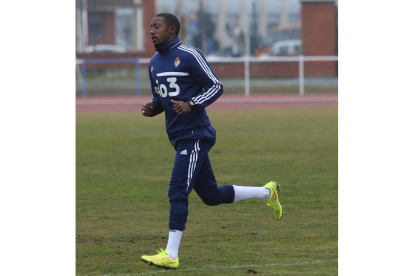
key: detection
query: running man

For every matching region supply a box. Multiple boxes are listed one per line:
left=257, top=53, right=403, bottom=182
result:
left=141, top=13, right=283, bottom=269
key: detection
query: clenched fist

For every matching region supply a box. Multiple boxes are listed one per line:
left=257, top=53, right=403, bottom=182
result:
left=142, top=102, right=154, bottom=116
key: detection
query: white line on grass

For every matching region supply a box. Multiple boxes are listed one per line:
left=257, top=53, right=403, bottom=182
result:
left=101, top=259, right=338, bottom=276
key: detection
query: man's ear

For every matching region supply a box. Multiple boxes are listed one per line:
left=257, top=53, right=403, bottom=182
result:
left=169, top=25, right=176, bottom=35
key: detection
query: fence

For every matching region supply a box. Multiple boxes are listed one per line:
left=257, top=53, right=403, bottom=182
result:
left=76, top=0, right=338, bottom=97
left=76, top=56, right=338, bottom=97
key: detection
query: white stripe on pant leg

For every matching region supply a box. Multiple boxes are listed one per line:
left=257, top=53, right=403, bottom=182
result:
left=189, top=141, right=199, bottom=187
left=187, top=142, right=198, bottom=190
left=190, top=141, right=200, bottom=180
left=187, top=141, right=200, bottom=190
left=187, top=150, right=195, bottom=189
left=189, top=141, right=198, bottom=184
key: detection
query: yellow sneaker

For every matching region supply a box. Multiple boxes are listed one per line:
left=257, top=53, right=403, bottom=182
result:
left=264, top=181, right=284, bottom=220
left=141, top=249, right=179, bottom=269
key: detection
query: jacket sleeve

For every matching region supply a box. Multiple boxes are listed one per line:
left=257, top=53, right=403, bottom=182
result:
left=188, top=50, right=223, bottom=109
left=148, top=65, right=164, bottom=117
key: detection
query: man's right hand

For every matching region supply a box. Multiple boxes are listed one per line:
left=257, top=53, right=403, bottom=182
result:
left=142, top=102, right=154, bottom=117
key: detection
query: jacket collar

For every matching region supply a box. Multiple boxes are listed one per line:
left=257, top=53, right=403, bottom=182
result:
left=155, top=37, right=181, bottom=54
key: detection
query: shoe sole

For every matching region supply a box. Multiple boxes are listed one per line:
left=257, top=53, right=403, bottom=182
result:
left=142, top=259, right=178, bottom=269
left=276, top=184, right=284, bottom=219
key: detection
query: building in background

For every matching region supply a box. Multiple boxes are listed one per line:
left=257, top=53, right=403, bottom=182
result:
left=153, top=0, right=303, bottom=57
left=76, top=0, right=330, bottom=58
left=76, top=0, right=151, bottom=55
left=76, top=0, right=338, bottom=91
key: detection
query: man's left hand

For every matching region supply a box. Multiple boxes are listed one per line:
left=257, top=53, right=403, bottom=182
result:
left=171, top=100, right=191, bottom=115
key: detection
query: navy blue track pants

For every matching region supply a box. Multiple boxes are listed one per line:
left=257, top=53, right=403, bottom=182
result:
left=168, top=126, right=235, bottom=231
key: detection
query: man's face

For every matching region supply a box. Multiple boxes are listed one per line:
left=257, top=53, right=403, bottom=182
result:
left=150, top=17, right=174, bottom=47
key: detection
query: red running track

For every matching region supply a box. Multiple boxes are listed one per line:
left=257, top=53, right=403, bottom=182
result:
left=76, top=94, right=338, bottom=113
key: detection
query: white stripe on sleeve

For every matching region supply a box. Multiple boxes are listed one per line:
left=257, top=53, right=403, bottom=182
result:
left=178, top=46, right=222, bottom=105
left=178, top=46, right=221, bottom=103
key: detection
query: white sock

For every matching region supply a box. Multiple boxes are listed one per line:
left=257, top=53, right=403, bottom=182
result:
left=233, top=185, right=271, bottom=202
left=165, top=230, right=182, bottom=260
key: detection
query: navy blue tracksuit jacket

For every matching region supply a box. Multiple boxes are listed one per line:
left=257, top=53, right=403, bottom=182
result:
left=147, top=37, right=235, bottom=231
left=148, top=37, right=223, bottom=138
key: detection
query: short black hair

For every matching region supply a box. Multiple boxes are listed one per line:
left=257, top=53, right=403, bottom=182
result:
left=155, top=13, right=180, bottom=37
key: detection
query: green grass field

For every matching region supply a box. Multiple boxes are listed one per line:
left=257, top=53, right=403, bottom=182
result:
left=76, top=107, right=338, bottom=275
